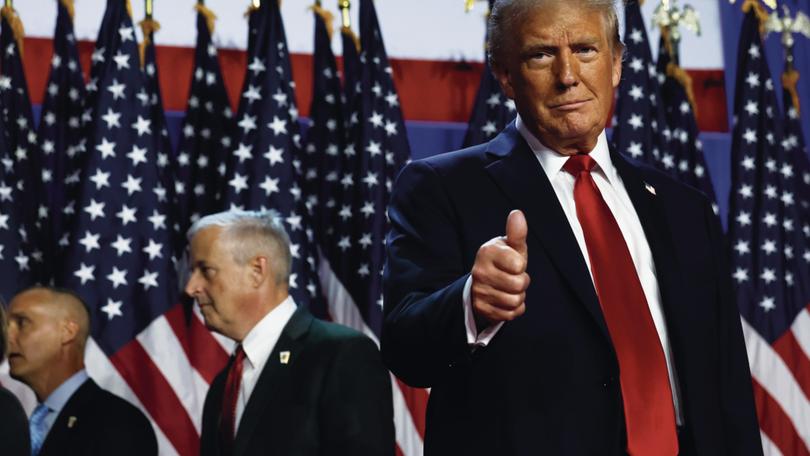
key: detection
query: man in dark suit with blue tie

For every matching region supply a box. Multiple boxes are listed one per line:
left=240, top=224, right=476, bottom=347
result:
left=382, top=0, right=763, bottom=454
left=6, top=287, right=157, bottom=456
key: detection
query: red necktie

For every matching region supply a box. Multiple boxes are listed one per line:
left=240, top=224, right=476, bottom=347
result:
left=220, top=345, right=246, bottom=453
left=563, top=154, right=678, bottom=456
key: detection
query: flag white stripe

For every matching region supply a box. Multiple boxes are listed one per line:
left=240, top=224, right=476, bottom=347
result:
left=741, top=317, right=810, bottom=450
left=760, top=431, right=784, bottom=456
left=791, top=308, right=810, bottom=362
left=319, top=252, right=424, bottom=456
left=85, top=337, right=179, bottom=456
left=136, top=315, right=208, bottom=433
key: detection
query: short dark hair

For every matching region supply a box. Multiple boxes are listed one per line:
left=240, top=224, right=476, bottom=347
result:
left=487, top=0, right=624, bottom=70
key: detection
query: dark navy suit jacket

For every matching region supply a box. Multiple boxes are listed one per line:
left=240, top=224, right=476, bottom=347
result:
left=38, top=379, right=157, bottom=456
left=382, top=123, right=763, bottom=455
left=200, top=307, right=395, bottom=456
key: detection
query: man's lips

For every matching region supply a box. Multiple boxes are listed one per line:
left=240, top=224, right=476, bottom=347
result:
left=550, top=99, right=591, bottom=111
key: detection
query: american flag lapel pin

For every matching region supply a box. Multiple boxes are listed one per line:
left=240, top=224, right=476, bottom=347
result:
left=279, top=351, right=290, bottom=364
left=645, top=182, right=656, bottom=195
left=68, top=416, right=77, bottom=428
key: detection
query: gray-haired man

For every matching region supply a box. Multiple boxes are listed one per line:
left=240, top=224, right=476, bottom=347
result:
left=187, top=210, right=394, bottom=456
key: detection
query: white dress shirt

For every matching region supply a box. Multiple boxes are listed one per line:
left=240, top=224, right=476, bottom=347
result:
left=463, top=115, right=683, bottom=423
left=234, top=296, right=297, bottom=432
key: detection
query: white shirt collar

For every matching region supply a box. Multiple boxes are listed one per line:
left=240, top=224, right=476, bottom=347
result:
left=515, top=114, right=615, bottom=183
left=239, top=295, right=297, bottom=369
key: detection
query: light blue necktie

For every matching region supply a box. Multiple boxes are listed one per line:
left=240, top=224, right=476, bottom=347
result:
left=29, top=403, right=51, bottom=456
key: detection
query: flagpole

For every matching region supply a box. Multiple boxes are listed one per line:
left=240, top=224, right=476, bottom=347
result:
left=145, top=0, right=152, bottom=19
left=339, top=0, right=350, bottom=29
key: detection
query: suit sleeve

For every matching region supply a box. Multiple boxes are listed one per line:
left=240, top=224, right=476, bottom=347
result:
left=0, top=388, right=30, bottom=456
left=382, top=160, right=472, bottom=388
left=320, top=335, right=395, bottom=456
left=704, top=198, right=764, bottom=455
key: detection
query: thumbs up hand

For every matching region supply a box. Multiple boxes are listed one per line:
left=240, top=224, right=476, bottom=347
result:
left=471, top=210, right=530, bottom=326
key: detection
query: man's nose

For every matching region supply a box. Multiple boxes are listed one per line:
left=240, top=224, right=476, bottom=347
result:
left=554, top=50, right=578, bottom=88
left=183, top=273, right=198, bottom=297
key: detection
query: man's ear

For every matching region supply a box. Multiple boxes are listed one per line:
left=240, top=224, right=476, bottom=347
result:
left=611, top=47, right=623, bottom=89
left=493, top=63, right=516, bottom=101
left=61, top=320, right=80, bottom=346
left=248, top=256, right=270, bottom=288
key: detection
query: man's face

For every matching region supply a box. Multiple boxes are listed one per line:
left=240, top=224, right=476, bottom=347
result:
left=494, top=3, right=622, bottom=154
left=6, top=291, right=64, bottom=385
left=185, top=227, right=255, bottom=340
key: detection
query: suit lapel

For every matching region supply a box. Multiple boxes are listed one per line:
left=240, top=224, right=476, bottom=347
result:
left=233, top=307, right=312, bottom=456
left=484, top=124, right=611, bottom=344
left=39, top=379, right=95, bottom=456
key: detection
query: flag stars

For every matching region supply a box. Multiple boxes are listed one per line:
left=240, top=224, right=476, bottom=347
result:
left=761, top=240, right=777, bottom=255
left=143, top=239, right=163, bottom=260
left=229, top=173, right=248, bottom=193
left=101, top=299, right=123, bottom=320
left=259, top=177, right=279, bottom=196
left=89, top=169, right=111, bottom=189
left=74, top=263, right=95, bottom=285
left=148, top=210, right=167, bottom=230
left=233, top=143, right=253, bottom=163
left=733, top=240, right=750, bottom=255
left=628, top=85, right=644, bottom=101
left=267, top=116, right=287, bottom=135
left=78, top=231, right=101, bottom=253
left=736, top=211, right=752, bottom=226
left=238, top=114, right=257, bottom=133
left=107, top=267, right=128, bottom=289
left=111, top=235, right=132, bottom=256
left=84, top=199, right=106, bottom=220
left=131, top=116, right=152, bottom=136
left=745, top=72, right=760, bottom=88
left=264, top=146, right=284, bottom=165
left=108, top=79, right=126, bottom=99
left=756, top=294, right=777, bottom=314
left=112, top=51, right=130, bottom=70
left=121, top=175, right=142, bottom=195
left=119, top=25, right=135, bottom=42
left=96, top=138, right=117, bottom=159
left=138, top=270, right=159, bottom=290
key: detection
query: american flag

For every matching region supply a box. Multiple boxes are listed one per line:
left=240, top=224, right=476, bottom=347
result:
left=340, top=23, right=360, bottom=116
left=462, top=0, right=515, bottom=148
left=782, top=59, right=810, bottom=225
left=36, top=0, right=88, bottom=282
left=611, top=0, right=667, bottom=165
left=302, top=5, right=347, bottom=252
left=56, top=2, right=226, bottom=454
left=727, top=5, right=810, bottom=454
left=655, top=34, right=718, bottom=211
left=317, top=0, right=427, bottom=454
left=138, top=13, right=174, bottom=203
left=222, top=0, right=322, bottom=311
left=0, top=95, right=32, bottom=303
left=173, top=4, right=235, bottom=249
left=0, top=4, right=45, bottom=282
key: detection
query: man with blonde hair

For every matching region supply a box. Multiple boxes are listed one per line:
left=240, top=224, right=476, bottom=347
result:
left=7, top=287, right=156, bottom=456
left=383, top=0, right=762, bottom=454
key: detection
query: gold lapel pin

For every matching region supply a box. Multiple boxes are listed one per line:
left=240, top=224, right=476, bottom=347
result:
left=68, top=416, right=77, bottom=428
left=645, top=183, right=657, bottom=195
left=279, top=351, right=290, bottom=364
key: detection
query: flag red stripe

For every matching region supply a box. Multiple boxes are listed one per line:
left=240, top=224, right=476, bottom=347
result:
left=752, top=379, right=810, bottom=456
left=110, top=340, right=200, bottom=456
left=772, top=327, right=810, bottom=401
left=395, top=445, right=404, bottom=456
left=164, top=303, right=229, bottom=383
left=395, top=378, right=427, bottom=439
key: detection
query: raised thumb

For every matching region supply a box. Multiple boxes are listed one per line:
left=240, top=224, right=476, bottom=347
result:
left=505, top=209, right=528, bottom=257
